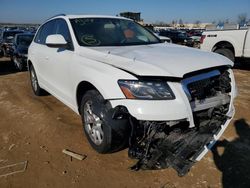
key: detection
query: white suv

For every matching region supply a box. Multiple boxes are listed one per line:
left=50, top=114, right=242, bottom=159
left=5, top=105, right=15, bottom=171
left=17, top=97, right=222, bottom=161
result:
left=28, top=14, right=237, bottom=176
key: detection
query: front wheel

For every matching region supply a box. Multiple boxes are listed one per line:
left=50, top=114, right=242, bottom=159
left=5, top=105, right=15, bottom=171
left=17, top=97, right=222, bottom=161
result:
left=80, top=90, right=129, bottom=153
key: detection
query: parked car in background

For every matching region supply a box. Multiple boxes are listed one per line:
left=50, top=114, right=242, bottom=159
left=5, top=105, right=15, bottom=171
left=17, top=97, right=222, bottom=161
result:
left=0, top=30, right=24, bottom=57
left=190, top=32, right=202, bottom=43
left=10, top=33, right=34, bottom=71
left=158, top=35, right=172, bottom=43
left=187, top=29, right=203, bottom=37
left=28, top=14, right=237, bottom=176
left=154, top=32, right=172, bottom=43
left=188, top=32, right=202, bottom=48
left=144, top=26, right=172, bottom=43
left=3, top=26, right=18, bottom=31
left=159, top=30, right=193, bottom=46
left=0, top=29, right=2, bottom=55
left=200, top=27, right=250, bottom=62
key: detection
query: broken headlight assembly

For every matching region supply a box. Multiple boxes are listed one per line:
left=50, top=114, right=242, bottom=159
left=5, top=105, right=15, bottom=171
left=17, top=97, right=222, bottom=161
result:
left=118, top=80, right=175, bottom=100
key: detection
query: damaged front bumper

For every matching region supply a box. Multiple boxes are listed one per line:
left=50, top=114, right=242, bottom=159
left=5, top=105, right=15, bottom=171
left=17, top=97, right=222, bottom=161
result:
left=127, top=104, right=234, bottom=176
left=109, top=68, right=236, bottom=176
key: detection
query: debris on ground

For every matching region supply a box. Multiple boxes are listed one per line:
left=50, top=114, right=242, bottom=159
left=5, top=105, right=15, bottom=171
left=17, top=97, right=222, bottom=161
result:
left=62, top=149, right=87, bottom=161
left=0, top=161, right=28, bottom=178
left=8, top=144, right=15, bottom=151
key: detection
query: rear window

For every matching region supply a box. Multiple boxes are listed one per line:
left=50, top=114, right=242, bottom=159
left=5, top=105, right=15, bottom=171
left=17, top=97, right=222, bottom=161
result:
left=16, top=35, right=34, bottom=46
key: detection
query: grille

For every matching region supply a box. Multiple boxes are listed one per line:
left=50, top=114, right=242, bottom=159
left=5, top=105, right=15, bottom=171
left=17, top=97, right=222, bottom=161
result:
left=182, top=69, right=231, bottom=101
left=188, top=76, right=218, bottom=100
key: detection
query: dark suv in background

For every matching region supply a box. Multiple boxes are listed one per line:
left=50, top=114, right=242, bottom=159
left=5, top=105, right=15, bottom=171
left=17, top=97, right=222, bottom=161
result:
left=159, top=30, right=194, bottom=46
left=10, top=33, right=34, bottom=71
left=0, top=30, right=24, bottom=57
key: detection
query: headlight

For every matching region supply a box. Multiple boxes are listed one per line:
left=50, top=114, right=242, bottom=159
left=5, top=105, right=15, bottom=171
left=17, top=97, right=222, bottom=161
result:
left=118, top=80, right=175, bottom=100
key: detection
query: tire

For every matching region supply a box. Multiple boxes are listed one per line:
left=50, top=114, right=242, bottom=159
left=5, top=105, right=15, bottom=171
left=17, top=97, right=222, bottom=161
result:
left=2, top=48, right=7, bottom=57
left=214, top=48, right=235, bottom=62
left=29, top=64, right=45, bottom=96
left=0, top=49, right=3, bottom=57
left=80, top=90, right=129, bottom=153
left=12, top=56, right=25, bottom=71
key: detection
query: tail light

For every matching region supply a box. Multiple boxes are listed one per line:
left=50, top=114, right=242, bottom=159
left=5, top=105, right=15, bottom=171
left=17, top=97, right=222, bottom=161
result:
left=200, top=35, right=206, bottom=44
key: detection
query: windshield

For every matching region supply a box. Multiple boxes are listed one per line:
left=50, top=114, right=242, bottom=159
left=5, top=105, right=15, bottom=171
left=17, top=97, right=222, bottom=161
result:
left=17, top=35, right=34, bottom=46
left=70, top=18, right=160, bottom=46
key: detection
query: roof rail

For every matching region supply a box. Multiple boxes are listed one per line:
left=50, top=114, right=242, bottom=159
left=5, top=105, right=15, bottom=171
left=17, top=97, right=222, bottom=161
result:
left=46, top=14, right=66, bottom=21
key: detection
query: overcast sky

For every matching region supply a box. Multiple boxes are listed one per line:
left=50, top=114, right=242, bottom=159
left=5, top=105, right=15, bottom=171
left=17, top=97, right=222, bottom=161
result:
left=0, top=0, right=249, bottom=24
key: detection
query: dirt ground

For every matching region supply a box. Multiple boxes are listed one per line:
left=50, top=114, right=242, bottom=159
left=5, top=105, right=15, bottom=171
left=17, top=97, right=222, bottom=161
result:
left=0, top=57, right=249, bottom=188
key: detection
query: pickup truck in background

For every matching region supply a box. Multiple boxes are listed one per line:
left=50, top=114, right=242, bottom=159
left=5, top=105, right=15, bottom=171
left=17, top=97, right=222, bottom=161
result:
left=200, top=28, right=250, bottom=62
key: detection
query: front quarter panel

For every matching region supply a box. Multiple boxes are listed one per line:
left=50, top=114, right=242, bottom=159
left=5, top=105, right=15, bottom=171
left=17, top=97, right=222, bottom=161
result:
left=70, top=53, right=137, bottom=112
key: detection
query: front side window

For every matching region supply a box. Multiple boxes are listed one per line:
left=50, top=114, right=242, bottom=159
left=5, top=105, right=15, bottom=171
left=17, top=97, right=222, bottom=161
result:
left=70, top=18, right=160, bottom=46
left=55, top=19, right=71, bottom=42
left=54, top=18, right=74, bottom=50
left=34, top=20, right=56, bottom=44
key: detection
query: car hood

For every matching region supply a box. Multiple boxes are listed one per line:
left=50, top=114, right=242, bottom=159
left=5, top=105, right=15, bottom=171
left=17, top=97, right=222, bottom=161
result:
left=78, top=43, right=233, bottom=78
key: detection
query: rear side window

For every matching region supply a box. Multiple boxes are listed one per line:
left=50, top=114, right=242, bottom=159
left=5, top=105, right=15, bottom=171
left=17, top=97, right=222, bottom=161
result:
left=34, top=20, right=56, bottom=44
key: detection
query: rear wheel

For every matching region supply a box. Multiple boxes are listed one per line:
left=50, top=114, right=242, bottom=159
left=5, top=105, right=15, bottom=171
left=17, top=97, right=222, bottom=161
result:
left=214, top=48, right=235, bottom=62
left=80, top=90, right=129, bottom=153
left=0, top=49, right=4, bottom=57
left=2, top=48, right=7, bottom=57
left=29, top=65, right=45, bottom=96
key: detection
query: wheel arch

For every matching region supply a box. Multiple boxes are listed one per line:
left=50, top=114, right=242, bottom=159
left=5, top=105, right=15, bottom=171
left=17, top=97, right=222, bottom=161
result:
left=27, top=59, right=33, bottom=70
left=212, top=41, right=235, bottom=55
left=76, top=81, right=101, bottom=114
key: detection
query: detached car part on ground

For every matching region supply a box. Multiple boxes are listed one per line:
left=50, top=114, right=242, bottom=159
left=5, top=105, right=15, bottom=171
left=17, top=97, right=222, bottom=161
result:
left=28, top=15, right=237, bottom=176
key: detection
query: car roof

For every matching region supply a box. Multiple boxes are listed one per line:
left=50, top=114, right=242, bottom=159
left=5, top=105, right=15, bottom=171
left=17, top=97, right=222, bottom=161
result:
left=48, top=14, right=132, bottom=21
left=67, top=15, right=131, bottom=20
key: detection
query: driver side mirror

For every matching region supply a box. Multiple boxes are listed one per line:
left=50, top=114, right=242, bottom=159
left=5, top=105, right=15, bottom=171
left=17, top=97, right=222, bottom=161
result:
left=45, top=34, right=68, bottom=48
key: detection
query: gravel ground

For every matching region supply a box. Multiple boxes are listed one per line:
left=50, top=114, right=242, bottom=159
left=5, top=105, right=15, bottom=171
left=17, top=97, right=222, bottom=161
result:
left=0, top=57, right=249, bottom=188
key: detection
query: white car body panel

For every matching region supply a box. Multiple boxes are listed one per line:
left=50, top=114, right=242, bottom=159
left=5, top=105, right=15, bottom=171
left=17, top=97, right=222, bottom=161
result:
left=244, top=29, right=250, bottom=57
left=110, top=82, right=195, bottom=123
left=83, top=43, right=233, bottom=77
left=110, top=69, right=237, bottom=124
